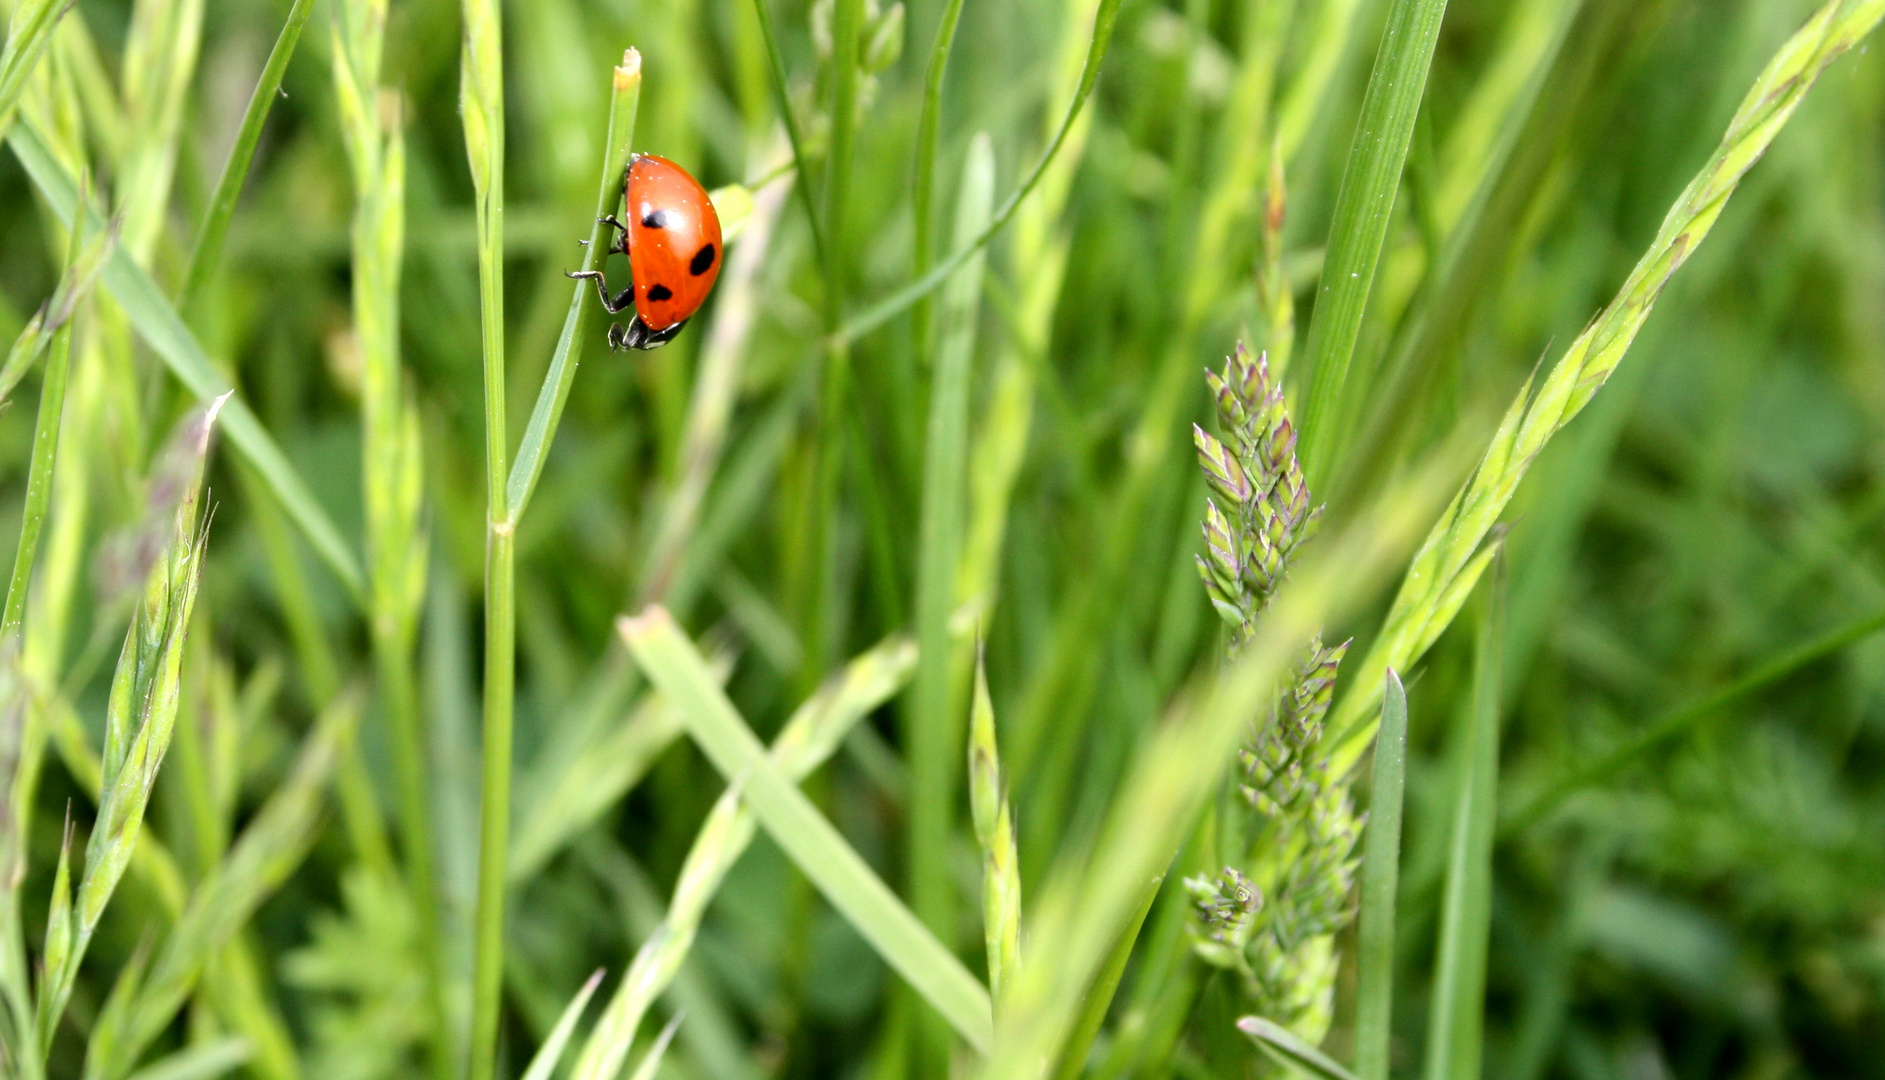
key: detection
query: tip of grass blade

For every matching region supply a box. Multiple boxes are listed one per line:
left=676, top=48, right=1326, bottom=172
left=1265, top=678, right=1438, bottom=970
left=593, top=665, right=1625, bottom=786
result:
left=616, top=606, right=675, bottom=643
left=616, top=47, right=641, bottom=85
left=1237, top=1016, right=1362, bottom=1080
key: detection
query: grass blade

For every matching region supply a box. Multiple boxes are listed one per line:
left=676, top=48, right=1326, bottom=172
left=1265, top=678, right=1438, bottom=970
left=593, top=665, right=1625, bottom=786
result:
left=2, top=212, right=111, bottom=639
left=1295, top=0, right=1452, bottom=482
left=1238, top=1016, right=1364, bottom=1080
left=175, top=0, right=317, bottom=315
left=6, top=119, right=366, bottom=602
left=120, top=1038, right=250, bottom=1080
left=1501, top=602, right=1885, bottom=835
left=571, top=635, right=911, bottom=1080
left=833, top=0, right=1122, bottom=345
left=0, top=0, right=73, bottom=142
left=1422, top=568, right=1502, bottom=1080
left=520, top=970, right=604, bottom=1080
left=910, top=131, right=995, bottom=983
left=505, top=51, right=641, bottom=521
left=617, top=607, right=994, bottom=1054
left=1354, top=670, right=1408, bottom=1080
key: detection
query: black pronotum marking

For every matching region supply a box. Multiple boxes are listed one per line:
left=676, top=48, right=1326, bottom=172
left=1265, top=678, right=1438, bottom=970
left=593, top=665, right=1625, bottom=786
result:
left=690, top=243, right=717, bottom=275
left=641, top=209, right=672, bottom=229
left=647, top=283, right=674, bottom=301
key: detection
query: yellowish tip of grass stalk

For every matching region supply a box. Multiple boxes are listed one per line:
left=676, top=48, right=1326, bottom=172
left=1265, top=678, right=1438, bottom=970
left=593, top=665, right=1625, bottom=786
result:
left=616, top=47, right=641, bottom=89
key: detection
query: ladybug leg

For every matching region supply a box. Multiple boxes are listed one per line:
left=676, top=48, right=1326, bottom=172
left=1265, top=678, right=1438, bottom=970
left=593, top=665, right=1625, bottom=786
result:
left=565, top=269, right=636, bottom=314
left=620, top=315, right=687, bottom=350
left=597, top=215, right=630, bottom=254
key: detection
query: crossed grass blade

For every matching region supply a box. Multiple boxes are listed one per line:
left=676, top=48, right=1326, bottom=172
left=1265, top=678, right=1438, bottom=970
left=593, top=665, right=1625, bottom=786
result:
left=1325, top=0, right=1885, bottom=771
left=618, top=607, right=994, bottom=1053
left=571, top=635, right=912, bottom=1078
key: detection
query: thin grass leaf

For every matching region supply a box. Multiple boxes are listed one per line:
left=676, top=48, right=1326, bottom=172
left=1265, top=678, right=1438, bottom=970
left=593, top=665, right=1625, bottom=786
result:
left=909, top=0, right=969, bottom=351
left=0, top=0, right=74, bottom=142
left=834, top=0, right=1122, bottom=344
left=520, top=969, right=604, bottom=1080
left=1295, top=0, right=1452, bottom=481
left=1502, top=602, right=1885, bottom=836
left=506, top=50, right=641, bottom=521
left=6, top=119, right=365, bottom=601
left=747, top=0, right=828, bottom=268
left=1046, top=870, right=1157, bottom=1080
left=175, top=0, right=316, bottom=314
left=2, top=210, right=112, bottom=640
left=1354, top=670, right=1407, bottom=1080
left=0, top=210, right=112, bottom=407
left=618, top=607, right=994, bottom=1053
left=625, top=1013, right=683, bottom=1080
left=1422, top=569, right=1502, bottom=1080
left=910, top=130, right=995, bottom=972
left=120, top=1038, right=250, bottom=1080
left=1326, top=0, right=1885, bottom=768
left=1237, top=1015, right=1363, bottom=1080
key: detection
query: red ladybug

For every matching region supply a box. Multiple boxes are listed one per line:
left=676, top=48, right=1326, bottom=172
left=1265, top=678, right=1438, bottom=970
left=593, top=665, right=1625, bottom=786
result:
left=568, top=154, right=723, bottom=350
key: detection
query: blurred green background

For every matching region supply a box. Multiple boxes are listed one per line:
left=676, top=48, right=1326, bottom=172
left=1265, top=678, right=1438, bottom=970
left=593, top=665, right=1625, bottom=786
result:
left=1, top=0, right=1882, bottom=1076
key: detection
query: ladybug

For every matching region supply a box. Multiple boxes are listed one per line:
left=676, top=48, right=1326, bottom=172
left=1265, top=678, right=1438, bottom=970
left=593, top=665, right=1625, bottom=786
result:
left=568, top=154, right=723, bottom=350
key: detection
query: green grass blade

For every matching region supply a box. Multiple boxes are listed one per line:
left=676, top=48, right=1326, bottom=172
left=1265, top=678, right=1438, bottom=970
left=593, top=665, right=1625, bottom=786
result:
left=1501, top=602, right=1885, bottom=835
left=1295, top=0, right=1452, bottom=484
left=2, top=213, right=109, bottom=638
left=572, top=636, right=910, bottom=1080
left=834, top=0, right=1122, bottom=345
left=120, top=1038, right=250, bottom=1080
left=0, top=0, right=73, bottom=143
left=747, top=0, right=828, bottom=268
left=1354, top=669, right=1408, bottom=1080
left=505, top=51, right=641, bottom=520
left=521, top=970, right=604, bottom=1080
left=908, top=0, right=969, bottom=362
left=6, top=119, right=366, bottom=603
left=617, top=607, right=995, bottom=1054
left=1047, top=874, right=1158, bottom=1080
left=910, top=130, right=994, bottom=974
left=175, top=0, right=316, bottom=315
left=1237, top=1016, right=1363, bottom=1080
left=1422, top=569, right=1503, bottom=1080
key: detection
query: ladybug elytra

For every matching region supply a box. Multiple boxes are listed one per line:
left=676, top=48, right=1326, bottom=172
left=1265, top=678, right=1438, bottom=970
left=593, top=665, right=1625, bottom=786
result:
left=567, top=153, right=723, bottom=350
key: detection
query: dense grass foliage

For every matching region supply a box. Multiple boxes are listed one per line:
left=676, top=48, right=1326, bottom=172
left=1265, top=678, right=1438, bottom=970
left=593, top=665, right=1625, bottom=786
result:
left=0, top=0, right=1883, bottom=1077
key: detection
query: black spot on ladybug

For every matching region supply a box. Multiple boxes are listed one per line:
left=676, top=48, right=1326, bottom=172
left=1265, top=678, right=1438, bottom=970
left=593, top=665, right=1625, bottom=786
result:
left=641, top=209, right=671, bottom=229
left=647, top=283, right=673, bottom=301
left=690, top=243, right=717, bottom=276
